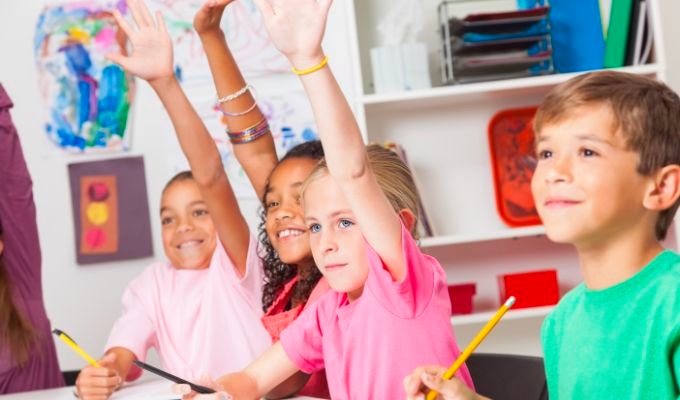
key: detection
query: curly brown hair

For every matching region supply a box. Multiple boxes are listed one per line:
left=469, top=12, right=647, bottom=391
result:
left=260, top=140, right=325, bottom=312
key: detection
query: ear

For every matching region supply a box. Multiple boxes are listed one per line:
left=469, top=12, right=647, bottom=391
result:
left=397, top=208, right=418, bottom=234
left=643, top=165, right=680, bottom=211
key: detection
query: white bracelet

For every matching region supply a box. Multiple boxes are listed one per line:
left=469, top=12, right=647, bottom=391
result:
left=216, top=84, right=251, bottom=104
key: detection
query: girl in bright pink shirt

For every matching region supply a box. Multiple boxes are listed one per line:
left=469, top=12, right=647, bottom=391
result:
left=176, top=0, right=473, bottom=398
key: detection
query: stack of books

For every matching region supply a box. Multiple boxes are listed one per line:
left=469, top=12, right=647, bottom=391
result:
left=439, top=3, right=554, bottom=84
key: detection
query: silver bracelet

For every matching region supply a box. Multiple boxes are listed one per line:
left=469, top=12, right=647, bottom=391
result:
left=216, top=84, right=251, bottom=104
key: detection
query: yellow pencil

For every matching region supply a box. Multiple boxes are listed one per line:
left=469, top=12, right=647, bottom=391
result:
left=426, top=296, right=516, bottom=400
left=52, top=328, right=101, bottom=368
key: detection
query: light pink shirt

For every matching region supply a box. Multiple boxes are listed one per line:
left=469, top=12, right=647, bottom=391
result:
left=280, top=223, right=473, bottom=399
left=106, top=236, right=271, bottom=382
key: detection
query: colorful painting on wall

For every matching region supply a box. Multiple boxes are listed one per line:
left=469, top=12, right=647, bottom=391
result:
left=34, top=0, right=134, bottom=153
left=146, top=0, right=289, bottom=84
left=68, top=156, right=153, bottom=264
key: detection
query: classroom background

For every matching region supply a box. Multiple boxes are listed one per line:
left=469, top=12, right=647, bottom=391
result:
left=0, top=0, right=679, bottom=372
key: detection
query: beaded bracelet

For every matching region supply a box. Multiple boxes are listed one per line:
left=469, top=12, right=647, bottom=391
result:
left=216, top=84, right=251, bottom=104
left=292, top=56, right=328, bottom=76
left=217, top=85, right=259, bottom=117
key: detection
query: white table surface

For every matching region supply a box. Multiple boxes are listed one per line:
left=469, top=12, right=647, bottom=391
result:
left=0, top=379, right=322, bottom=399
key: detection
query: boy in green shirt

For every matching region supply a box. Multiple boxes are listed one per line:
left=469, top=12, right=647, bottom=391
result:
left=404, top=71, right=680, bottom=400
left=532, top=70, right=680, bottom=399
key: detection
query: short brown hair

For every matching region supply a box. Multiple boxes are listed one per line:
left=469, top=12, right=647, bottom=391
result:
left=302, top=144, right=421, bottom=238
left=535, top=71, right=680, bottom=239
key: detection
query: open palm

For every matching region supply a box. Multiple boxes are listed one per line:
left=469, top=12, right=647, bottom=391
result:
left=252, top=0, right=332, bottom=61
left=193, top=0, right=236, bottom=35
left=107, top=0, right=173, bottom=83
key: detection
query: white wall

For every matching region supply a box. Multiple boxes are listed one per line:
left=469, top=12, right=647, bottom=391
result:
left=0, top=1, right=355, bottom=371
left=0, top=0, right=679, bottom=372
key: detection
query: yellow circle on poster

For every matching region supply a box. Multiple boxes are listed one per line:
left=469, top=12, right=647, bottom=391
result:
left=86, top=202, right=109, bottom=226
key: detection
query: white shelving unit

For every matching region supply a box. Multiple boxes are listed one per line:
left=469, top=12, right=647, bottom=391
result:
left=341, top=0, right=671, bottom=355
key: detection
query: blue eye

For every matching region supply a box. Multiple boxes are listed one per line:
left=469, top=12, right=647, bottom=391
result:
left=339, top=219, right=354, bottom=229
left=309, top=223, right=321, bottom=233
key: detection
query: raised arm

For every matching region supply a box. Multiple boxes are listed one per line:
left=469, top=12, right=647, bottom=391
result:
left=0, top=87, right=41, bottom=297
left=107, top=0, right=250, bottom=274
left=194, top=0, right=278, bottom=201
left=253, top=0, right=405, bottom=280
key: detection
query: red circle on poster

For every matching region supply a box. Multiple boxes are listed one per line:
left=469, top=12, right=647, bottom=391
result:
left=84, top=228, right=107, bottom=249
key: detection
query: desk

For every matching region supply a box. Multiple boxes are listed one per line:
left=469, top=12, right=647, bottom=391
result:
left=0, top=380, right=322, bottom=399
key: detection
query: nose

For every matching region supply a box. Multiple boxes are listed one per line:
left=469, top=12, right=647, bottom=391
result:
left=175, top=219, right=193, bottom=234
left=273, top=203, right=294, bottom=222
left=319, top=227, right=337, bottom=255
left=544, top=154, right=572, bottom=184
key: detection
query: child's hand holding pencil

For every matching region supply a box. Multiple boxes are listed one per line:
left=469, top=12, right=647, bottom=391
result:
left=404, top=297, right=515, bottom=400
left=403, top=365, right=489, bottom=400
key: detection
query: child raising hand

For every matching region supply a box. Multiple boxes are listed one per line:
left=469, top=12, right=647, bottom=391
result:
left=176, top=0, right=472, bottom=398
left=75, top=1, right=271, bottom=398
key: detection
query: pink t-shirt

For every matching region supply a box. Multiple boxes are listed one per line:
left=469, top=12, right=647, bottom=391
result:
left=280, top=223, right=473, bottom=399
left=261, top=276, right=331, bottom=398
left=106, top=235, right=271, bottom=382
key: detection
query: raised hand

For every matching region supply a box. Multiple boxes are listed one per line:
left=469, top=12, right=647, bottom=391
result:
left=106, top=0, right=174, bottom=84
left=193, top=0, right=235, bottom=36
left=251, top=0, right=332, bottom=67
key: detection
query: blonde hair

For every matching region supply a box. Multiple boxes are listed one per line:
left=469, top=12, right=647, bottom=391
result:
left=302, top=144, right=421, bottom=238
left=535, top=71, right=680, bottom=240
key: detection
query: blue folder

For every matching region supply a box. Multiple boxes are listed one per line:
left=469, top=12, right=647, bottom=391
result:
left=549, top=0, right=605, bottom=72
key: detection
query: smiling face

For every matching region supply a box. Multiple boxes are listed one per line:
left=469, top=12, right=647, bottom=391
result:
left=160, top=179, right=217, bottom=270
left=264, top=157, right=318, bottom=267
left=531, top=103, right=654, bottom=249
left=304, top=174, right=369, bottom=301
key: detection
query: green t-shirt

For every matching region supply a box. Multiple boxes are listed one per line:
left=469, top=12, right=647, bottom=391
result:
left=542, top=250, right=680, bottom=399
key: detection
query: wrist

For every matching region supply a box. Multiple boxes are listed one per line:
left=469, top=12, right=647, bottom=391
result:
left=289, top=53, right=326, bottom=71
left=197, top=28, right=226, bottom=45
left=148, top=75, right=179, bottom=92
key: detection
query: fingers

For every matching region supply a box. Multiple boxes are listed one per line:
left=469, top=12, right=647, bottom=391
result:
left=156, top=10, right=168, bottom=35
left=404, top=366, right=449, bottom=398
left=76, top=366, right=122, bottom=400
left=136, top=0, right=156, bottom=27
left=111, top=8, right=134, bottom=39
left=127, top=0, right=152, bottom=29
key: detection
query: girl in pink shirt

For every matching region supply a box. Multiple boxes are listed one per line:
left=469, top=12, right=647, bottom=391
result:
left=75, top=171, right=271, bottom=400
left=176, top=0, right=473, bottom=399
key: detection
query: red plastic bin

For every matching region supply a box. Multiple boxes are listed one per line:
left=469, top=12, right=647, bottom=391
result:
left=448, top=283, right=477, bottom=315
left=498, top=270, right=559, bottom=309
left=488, top=106, right=542, bottom=227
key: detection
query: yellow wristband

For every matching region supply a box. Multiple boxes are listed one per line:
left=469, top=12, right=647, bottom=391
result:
left=292, top=56, right=328, bottom=76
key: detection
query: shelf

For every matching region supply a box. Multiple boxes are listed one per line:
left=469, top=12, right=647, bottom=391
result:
left=420, top=225, right=545, bottom=248
left=451, top=305, right=555, bottom=326
left=360, top=64, right=664, bottom=111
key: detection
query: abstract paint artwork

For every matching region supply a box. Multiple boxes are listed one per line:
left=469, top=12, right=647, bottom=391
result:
left=34, top=0, right=134, bottom=153
left=68, top=156, right=153, bottom=264
left=146, top=0, right=289, bottom=84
